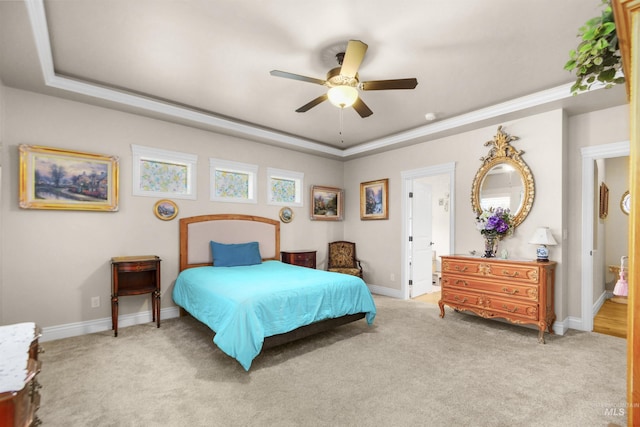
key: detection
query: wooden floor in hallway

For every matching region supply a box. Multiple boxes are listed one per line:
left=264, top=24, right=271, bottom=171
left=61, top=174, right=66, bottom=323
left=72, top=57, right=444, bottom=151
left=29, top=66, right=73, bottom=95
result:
left=593, top=298, right=627, bottom=339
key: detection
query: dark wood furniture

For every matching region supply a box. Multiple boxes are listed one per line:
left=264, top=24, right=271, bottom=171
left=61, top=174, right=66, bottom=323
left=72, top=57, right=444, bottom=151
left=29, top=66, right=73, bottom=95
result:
left=0, top=323, right=42, bottom=427
left=439, top=255, right=556, bottom=343
left=111, top=255, right=161, bottom=337
left=280, top=250, right=316, bottom=269
left=178, top=214, right=368, bottom=350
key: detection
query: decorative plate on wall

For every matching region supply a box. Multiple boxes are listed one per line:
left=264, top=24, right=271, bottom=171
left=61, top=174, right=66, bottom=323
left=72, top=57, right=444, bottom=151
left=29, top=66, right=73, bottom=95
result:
left=154, top=199, right=178, bottom=221
left=279, top=207, right=294, bottom=223
left=621, top=190, right=631, bottom=215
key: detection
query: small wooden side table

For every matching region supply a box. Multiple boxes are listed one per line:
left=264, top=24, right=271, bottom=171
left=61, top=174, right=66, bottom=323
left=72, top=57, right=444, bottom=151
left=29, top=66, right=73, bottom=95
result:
left=111, top=255, right=161, bottom=337
left=281, top=250, right=316, bottom=269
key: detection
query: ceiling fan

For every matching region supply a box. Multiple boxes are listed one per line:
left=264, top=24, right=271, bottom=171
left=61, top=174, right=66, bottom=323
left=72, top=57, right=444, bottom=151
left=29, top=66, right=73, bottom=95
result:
left=270, top=40, right=418, bottom=118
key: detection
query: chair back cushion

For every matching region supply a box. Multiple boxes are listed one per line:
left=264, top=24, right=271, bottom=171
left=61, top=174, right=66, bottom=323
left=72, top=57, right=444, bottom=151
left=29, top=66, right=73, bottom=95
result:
left=328, top=241, right=357, bottom=268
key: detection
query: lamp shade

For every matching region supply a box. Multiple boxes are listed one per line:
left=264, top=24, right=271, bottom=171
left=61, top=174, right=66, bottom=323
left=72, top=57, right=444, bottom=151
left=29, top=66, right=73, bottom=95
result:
left=529, top=227, right=557, bottom=262
left=327, top=85, right=358, bottom=108
left=528, top=227, right=557, bottom=246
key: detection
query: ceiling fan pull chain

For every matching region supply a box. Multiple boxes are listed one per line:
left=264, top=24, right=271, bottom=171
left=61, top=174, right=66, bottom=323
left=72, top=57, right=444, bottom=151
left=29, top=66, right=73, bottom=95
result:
left=339, top=107, right=345, bottom=144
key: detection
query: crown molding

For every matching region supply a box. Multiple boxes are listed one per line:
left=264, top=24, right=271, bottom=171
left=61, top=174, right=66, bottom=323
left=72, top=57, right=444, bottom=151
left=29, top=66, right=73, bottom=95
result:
left=26, top=0, right=603, bottom=160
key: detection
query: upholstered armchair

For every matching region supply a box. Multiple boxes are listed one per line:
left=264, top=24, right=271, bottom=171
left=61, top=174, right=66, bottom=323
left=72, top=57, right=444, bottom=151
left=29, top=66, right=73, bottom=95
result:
left=327, top=241, right=363, bottom=279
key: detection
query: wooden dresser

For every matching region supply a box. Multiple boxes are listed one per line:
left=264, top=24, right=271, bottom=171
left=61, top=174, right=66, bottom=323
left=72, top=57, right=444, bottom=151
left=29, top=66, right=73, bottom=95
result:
left=280, top=250, right=316, bottom=269
left=0, top=323, right=42, bottom=426
left=439, top=255, right=556, bottom=343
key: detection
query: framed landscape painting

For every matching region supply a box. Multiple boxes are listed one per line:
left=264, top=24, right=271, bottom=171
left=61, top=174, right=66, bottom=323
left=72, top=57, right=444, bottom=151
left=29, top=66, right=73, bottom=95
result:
left=360, top=178, right=389, bottom=220
left=310, top=185, right=343, bottom=221
left=19, top=144, right=119, bottom=211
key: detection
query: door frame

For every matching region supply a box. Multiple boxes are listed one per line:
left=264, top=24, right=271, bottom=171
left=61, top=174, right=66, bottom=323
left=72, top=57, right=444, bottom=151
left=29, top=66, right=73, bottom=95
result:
left=401, top=162, right=456, bottom=300
left=580, top=140, right=629, bottom=331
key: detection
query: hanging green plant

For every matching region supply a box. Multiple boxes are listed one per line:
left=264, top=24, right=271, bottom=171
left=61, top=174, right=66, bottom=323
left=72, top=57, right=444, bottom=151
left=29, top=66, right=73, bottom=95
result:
left=564, top=0, right=625, bottom=94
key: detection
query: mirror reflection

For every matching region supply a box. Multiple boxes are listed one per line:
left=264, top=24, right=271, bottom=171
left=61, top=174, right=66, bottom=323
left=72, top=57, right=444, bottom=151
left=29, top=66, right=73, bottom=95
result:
left=479, top=163, right=525, bottom=214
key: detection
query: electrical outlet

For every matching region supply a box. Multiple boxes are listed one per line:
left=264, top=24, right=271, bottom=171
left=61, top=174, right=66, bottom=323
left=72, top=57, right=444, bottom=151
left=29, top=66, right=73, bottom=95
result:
left=91, top=296, right=100, bottom=308
left=390, top=273, right=395, bottom=281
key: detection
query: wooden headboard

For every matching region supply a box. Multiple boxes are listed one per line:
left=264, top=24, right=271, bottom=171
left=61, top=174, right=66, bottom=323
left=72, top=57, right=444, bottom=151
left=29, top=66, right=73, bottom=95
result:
left=179, top=214, right=281, bottom=271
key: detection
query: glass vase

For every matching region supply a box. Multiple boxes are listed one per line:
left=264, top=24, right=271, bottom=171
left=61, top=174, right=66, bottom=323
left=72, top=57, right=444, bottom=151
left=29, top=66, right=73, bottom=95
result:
left=483, top=235, right=498, bottom=258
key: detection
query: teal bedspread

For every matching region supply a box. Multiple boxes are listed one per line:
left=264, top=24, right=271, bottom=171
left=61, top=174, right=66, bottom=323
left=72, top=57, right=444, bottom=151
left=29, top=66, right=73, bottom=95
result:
left=172, top=260, right=376, bottom=370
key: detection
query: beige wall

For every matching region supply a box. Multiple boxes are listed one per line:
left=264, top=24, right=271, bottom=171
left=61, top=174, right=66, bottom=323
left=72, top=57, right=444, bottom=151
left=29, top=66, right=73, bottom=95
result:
left=343, top=110, right=567, bottom=310
left=0, top=85, right=630, bottom=333
left=566, top=104, right=630, bottom=316
left=604, top=156, right=630, bottom=286
left=0, top=88, right=345, bottom=327
left=0, top=79, right=4, bottom=323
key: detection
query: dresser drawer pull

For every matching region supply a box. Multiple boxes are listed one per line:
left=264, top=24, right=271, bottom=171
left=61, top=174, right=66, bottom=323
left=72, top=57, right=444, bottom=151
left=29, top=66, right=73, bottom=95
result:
left=454, top=265, right=468, bottom=273
left=502, top=304, right=518, bottom=313
left=501, top=270, right=520, bottom=278
left=502, top=287, right=519, bottom=295
left=455, top=279, right=468, bottom=286
left=453, top=295, right=468, bottom=303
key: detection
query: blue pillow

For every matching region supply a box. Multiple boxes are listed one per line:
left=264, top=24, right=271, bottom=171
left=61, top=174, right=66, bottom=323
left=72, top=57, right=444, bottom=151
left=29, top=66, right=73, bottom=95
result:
left=210, top=241, right=262, bottom=267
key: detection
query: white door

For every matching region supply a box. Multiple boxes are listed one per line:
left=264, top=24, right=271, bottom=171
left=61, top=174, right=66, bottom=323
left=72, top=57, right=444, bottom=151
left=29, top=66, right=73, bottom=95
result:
left=410, top=179, right=433, bottom=297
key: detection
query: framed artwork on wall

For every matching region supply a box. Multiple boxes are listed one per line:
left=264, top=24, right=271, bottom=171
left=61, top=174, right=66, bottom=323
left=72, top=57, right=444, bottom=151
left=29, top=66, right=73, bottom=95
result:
left=19, top=144, right=119, bottom=211
left=154, top=199, right=178, bottom=221
left=209, top=158, right=258, bottom=204
left=279, top=207, right=294, bottom=223
left=360, top=178, right=389, bottom=220
left=310, top=185, right=343, bottom=221
left=132, top=145, right=197, bottom=200
left=599, top=182, right=609, bottom=219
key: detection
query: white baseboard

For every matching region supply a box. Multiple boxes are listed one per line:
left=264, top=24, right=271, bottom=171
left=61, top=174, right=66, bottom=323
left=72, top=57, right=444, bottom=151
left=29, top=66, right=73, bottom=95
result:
left=40, top=307, right=181, bottom=342
left=368, top=283, right=404, bottom=299
left=563, top=290, right=612, bottom=333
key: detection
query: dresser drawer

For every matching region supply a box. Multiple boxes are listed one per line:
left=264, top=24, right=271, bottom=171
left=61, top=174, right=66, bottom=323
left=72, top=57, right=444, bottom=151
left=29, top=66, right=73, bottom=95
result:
left=115, top=260, right=158, bottom=273
left=442, top=258, right=541, bottom=284
left=280, top=251, right=316, bottom=269
left=441, top=275, right=539, bottom=301
left=441, top=288, right=539, bottom=321
left=292, top=253, right=312, bottom=262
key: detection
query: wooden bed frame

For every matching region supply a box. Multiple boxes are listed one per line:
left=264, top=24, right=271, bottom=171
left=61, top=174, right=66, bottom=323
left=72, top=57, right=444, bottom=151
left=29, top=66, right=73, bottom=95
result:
left=178, top=213, right=365, bottom=349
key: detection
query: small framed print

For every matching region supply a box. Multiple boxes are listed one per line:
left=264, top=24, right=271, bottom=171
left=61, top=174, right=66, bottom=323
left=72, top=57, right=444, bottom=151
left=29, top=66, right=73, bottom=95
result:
left=279, top=207, right=294, bottom=223
left=599, top=182, right=609, bottom=219
left=311, top=185, right=343, bottom=221
left=154, top=199, right=178, bottom=221
left=360, top=178, right=389, bottom=220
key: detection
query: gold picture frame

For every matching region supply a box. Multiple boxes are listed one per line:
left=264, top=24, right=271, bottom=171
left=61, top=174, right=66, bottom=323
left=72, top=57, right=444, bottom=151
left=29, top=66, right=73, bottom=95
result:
left=154, top=199, right=178, bottom=221
left=310, top=185, right=344, bottom=221
left=599, top=182, right=609, bottom=219
left=621, top=190, right=631, bottom=215
left=19, top=144, right=119, bottom=211
left=279, top=207, right=294, bottom=223
left=360, top=178, right=389, bottom=220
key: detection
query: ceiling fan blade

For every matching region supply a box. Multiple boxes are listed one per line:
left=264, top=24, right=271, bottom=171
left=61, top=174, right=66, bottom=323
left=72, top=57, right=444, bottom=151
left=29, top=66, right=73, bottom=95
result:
left=339, top=40, right=368, bottom=78
left=296, top=94, right=328, bottom=112
left=270, top=70, right=327, bottom=86
left=360, top=78, right=418, bottom=91
left=352, top=97, right=373, bottom=118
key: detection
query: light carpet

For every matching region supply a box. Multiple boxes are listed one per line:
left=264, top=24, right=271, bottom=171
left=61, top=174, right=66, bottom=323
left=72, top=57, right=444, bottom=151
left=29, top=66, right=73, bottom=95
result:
left=38, top=296, right=627, bottom=426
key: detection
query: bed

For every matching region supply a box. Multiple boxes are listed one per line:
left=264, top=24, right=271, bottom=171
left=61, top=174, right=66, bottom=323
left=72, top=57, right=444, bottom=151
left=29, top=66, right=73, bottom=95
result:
left=172, top=214, right=377, bottom=370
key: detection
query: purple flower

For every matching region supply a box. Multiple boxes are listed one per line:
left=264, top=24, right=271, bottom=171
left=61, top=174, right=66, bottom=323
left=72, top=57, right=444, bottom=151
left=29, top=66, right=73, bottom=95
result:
left=476, top=207, right=513, bottom=237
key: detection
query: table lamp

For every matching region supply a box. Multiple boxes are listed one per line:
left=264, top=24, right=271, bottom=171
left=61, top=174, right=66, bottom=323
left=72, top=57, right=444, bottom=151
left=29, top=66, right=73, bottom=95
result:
left=528, top=227, right=557, bottom=262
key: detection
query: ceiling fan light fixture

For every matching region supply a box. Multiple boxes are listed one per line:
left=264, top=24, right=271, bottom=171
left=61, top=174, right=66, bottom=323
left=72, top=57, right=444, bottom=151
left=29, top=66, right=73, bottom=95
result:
left=327, top=85, right=358, bottom=108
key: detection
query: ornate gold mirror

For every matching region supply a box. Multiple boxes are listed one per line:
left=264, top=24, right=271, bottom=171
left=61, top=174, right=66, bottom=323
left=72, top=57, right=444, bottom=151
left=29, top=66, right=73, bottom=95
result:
left=471, top=126, right=534, bottom=228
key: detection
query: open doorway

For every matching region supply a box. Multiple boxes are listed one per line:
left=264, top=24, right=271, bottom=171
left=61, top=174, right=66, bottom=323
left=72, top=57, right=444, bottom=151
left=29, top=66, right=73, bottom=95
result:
left=580, top=141, right=629, bottom=332
left=401, top=163, right=455, bottom=300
